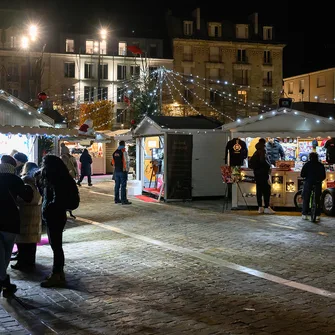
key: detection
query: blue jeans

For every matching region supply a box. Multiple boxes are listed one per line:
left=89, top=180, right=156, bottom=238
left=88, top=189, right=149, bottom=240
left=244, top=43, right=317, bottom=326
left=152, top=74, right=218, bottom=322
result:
left=114, top=171, right=127, bottom=203
left=0, top=232, right=16, bottom=281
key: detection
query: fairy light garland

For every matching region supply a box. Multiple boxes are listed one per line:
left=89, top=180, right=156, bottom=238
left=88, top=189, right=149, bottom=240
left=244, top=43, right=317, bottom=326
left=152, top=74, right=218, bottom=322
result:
left=165, top=72, right=235, bottom=121
left=168, top=70, right=273, bottom=112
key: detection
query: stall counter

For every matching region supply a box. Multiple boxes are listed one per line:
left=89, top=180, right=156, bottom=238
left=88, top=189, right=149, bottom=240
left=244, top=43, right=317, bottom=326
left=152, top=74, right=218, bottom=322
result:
left=232, top=169, right=335, bottom=208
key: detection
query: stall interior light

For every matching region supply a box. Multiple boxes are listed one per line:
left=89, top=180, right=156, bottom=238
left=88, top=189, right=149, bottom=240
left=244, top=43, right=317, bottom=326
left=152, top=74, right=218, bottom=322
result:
left=259, top=115, right=263, bottom=119
left=237, top=119, right=241, bottom=122
left=316, top=120, right=320, bottom=123
left=294, top=111, right=298, bottom=114
left=329, top=117, right=333, bottom=120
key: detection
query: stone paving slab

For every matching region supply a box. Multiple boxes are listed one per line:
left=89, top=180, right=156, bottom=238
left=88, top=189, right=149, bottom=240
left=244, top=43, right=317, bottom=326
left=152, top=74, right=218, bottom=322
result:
left=1, top=181, right=335, bottom=334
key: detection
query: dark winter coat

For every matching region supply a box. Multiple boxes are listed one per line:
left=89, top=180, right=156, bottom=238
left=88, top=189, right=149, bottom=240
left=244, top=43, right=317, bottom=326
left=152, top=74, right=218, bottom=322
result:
left=266, top=140, right=285, bottom=164
left=39, top=179, right=71, bottom=226
left=0, top=172, right=33, bottom=234
left=80, top=151, right=92, bottom=176
left=249, top=149, right=271, bottom=182
left=301, top=161, right=326, bottom=185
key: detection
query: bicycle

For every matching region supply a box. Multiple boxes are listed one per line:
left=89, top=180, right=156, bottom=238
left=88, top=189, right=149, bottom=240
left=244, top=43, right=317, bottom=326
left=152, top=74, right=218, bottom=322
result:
left=294, top=183, right=320, bottom=222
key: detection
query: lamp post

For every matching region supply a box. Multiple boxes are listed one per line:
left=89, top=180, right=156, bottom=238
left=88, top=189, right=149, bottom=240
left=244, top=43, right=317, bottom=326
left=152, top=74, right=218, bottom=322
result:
left=97, top=28, right=107, bottom=100
left=21, top=24, right=39, bottom=102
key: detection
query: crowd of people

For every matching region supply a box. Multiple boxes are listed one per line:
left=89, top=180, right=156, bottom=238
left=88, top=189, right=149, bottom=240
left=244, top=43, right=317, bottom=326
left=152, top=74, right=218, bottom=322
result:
left=249, top=138, right=326, bottom=220
left=0, top=145, right=81, bottom=296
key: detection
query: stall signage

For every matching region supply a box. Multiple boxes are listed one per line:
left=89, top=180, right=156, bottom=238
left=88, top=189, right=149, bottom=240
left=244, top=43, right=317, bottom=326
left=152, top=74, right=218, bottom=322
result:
left=166, top=134, right=193, bottom=200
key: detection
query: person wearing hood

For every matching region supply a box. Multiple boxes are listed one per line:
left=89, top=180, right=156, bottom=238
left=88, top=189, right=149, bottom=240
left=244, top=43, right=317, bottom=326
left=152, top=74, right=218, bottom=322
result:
left=0, top=155, right=33, bottom=296
left=112, top=140, right=131, bottom=205
left=266, top=138, right=285, bottom=165
left=13, top=152, right=28, bottom=176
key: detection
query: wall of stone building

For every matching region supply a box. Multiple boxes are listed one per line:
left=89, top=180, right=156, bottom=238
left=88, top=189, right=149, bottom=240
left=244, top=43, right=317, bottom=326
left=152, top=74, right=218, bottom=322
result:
left=172, top=39, right=284, bottom=120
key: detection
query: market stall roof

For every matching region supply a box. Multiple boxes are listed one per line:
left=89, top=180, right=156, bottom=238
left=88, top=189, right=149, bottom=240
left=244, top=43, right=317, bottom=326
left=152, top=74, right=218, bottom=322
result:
left=222, top=108, right=335, bottom=138
left=134, top=115, right=223, bottom=136
left=0, top=90, right=54, bottom=128
left=97, top=129, right=132, bottom=140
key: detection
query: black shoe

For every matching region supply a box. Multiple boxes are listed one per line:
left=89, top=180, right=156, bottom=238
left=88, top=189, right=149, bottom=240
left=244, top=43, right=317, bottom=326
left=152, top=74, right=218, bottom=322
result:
left=115, top=200, right=121, bottom=204
left=122, top=201, right=132, bottom=205
left=11, top=262, right=35, bottom=271
left=77, top=182, right=81, bottom=186
left=88, top=183, right=93, bottom=186
left=2, top=275, right=17, bottom=297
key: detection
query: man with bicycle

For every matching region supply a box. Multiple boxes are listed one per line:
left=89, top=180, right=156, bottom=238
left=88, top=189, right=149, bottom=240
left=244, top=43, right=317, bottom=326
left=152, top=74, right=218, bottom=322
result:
left=300, top=152, right=326, bottom=221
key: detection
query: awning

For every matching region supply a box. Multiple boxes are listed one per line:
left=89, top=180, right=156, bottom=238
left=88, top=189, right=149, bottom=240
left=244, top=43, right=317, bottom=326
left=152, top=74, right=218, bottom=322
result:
left=98, top=129, right=133, bottom=140
left=0, top=125, right=79, bottom=137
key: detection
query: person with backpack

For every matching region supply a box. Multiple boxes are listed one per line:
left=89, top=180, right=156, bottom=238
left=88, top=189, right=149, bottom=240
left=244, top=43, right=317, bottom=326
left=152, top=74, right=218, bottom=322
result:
left=112, top=140, right=131, bottom=205
left=249, top=140, right=275, bottom=214
left=37, top=155, right=79, bottom=287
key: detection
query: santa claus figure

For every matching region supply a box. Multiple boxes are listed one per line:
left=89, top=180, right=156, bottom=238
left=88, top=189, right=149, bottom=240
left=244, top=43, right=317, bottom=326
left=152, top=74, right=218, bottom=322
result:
left=78, top=119, right=94, bottom=135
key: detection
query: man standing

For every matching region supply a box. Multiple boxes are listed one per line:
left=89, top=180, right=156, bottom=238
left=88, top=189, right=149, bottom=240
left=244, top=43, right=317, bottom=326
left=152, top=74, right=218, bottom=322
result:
left=112, top=140, right=131, bottom=205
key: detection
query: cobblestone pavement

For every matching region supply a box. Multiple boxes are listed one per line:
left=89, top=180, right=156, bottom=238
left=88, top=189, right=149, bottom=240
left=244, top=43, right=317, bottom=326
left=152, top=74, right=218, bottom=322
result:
left=1, top=180, right=335, bottom=334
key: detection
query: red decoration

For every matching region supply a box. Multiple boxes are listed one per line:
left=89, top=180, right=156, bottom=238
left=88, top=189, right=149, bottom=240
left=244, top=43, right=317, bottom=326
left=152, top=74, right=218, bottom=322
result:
left=124, top=96, right=130, bottom=105
left=131, top=119, right=136, bottom=125
left=38, top=92, right=47, bottom=101
left=127, top=45, right=143, bottom=54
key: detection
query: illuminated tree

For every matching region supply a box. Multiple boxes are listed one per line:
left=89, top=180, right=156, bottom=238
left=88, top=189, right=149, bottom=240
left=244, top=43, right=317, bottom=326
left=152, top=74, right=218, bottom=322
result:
left=79, top=100, right=114, bottom=130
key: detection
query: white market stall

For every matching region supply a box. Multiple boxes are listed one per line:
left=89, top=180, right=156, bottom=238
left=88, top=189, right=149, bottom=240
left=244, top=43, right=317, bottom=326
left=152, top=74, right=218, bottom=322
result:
left=222, top=108, right=335, bottom=210
left=0, top=90, right=78, bottom=163
left=133, top=115, right=226, bottom=201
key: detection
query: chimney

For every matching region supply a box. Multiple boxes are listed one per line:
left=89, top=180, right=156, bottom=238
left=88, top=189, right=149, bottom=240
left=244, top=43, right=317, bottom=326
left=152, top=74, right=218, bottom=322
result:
left=192, top=7, right=201, bottom=30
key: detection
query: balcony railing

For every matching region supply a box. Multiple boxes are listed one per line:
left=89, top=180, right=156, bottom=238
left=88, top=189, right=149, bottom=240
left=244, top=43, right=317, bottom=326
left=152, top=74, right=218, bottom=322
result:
left=236, top=56, right=248, bottom=63
left=235, top=78, right=249, bottom=86
left=263, top=79, right=273, bottom=86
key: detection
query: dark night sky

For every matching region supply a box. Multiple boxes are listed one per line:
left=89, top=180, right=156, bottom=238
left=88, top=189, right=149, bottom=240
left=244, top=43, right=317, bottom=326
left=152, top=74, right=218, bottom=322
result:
left=3, top=0, right=335, bottom=78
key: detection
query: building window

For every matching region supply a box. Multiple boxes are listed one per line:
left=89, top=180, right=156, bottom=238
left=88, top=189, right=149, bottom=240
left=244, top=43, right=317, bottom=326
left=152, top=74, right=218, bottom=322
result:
left=117, top=65, right=127, bottom=80
left=65, top=39, right=74, bottom=52
left=84, top=63, right=94, bottom=79
left=263, top=71, right=272, bottom=86
left=209, top=47, right=220, bottom=62
left=100, top=40, right=107, bottom=54
left=236, top=24, right=249, bottom=39
left=130, top=65, right=140, bottom=76
left=183, top=45, right=192, bottom=61
left=288, top=82, right=293, bottom=94
left=62, top=86, right=75, bottom=102
left=209, top=68, right=219, bottom=81
left=237, top=49, right=247, bottom=62
left=235, top=69, right=248, bottom=85
left=184, top=89, right=193, bottom=103
left=86, top=40, right=94, bottom=54
left=117, top=87, right=125, bottom=102
left=7, top=63, right=19, bottom=82
left=317, top=76, right=325, bottom=87
left=238, top=90, right=247, bottom=103
left=183, top=21, right=193, bottom=36
left=299, top=79, right=305, bottom=92
left=149, top=44, right=157, bottom=58
left=98, top=87, right=108, bottom=100
left=84, top=86, right=94, bottom=102
left=208, top=23, right=221, bottom=37
left=263, top=27, right=273, bottom=40
left=99, top=64, right=108, bottom=80
left=64, top=62, right=75, bottom=78
left=10, top=36, right=18, bottom=48
left=263, top=91, right=273, bottom=105
left=117, top=108, right=125, bottom=123
left=118, top=42, right=127, bottom=56
left=263, top=51, right=271, bottom=64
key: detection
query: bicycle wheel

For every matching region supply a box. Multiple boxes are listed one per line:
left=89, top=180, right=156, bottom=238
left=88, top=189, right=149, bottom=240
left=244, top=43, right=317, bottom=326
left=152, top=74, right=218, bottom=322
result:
left=310, top=190, right=317, bottom=222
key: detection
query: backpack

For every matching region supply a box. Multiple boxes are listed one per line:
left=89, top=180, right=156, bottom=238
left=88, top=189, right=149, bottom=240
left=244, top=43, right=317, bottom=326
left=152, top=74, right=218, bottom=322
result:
left=64, top=177, right=80, bottom=211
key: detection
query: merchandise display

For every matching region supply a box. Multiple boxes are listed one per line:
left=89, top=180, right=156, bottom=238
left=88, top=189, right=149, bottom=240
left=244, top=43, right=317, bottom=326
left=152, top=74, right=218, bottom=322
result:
left=225, top=138, right=248, bottom=166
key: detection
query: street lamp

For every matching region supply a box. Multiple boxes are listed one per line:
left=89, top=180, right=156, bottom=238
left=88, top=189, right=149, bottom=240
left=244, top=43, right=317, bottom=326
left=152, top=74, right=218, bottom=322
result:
left=28, top=24, right=38, bottom=41
left=97, top=28, right=108, bottom=100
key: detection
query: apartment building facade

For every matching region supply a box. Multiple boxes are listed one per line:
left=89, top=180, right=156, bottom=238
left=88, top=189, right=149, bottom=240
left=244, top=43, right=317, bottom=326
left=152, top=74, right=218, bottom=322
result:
left=283, top=68, right=335, bottom=104
left=166, top=9, right=285, bottom=120
left=0, top=23, right=173, bottom=129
